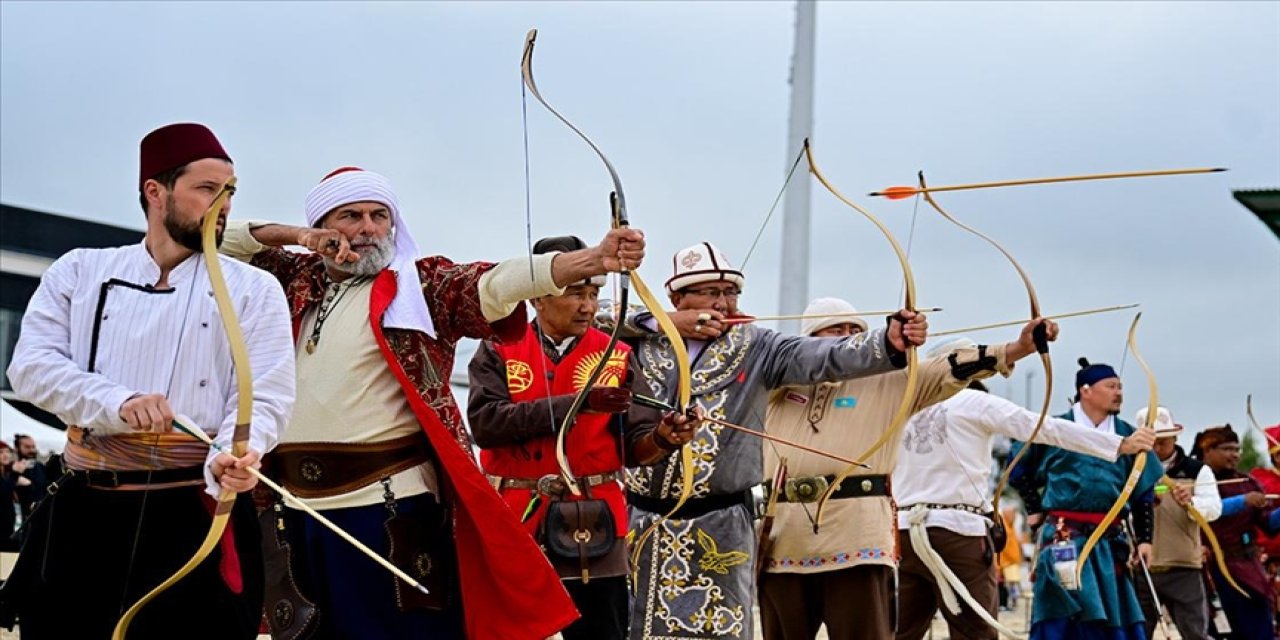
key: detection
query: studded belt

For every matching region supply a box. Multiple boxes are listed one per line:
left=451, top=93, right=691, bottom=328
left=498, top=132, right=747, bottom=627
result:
left=271, top=432, right=433, bottom=499
left=898, top=502, right=988, bottom=516
left=486, top=470, right=623, bottom=498
left=776, top=474, right=890, bottom=503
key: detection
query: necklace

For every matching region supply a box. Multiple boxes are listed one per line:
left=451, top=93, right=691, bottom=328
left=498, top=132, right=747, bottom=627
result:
left=305, top=276, right=369, bottom=354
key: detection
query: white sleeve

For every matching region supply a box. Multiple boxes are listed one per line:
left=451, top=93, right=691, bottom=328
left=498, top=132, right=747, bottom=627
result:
left=476, top=253, right=564, bottom=322
left=219, top=220, right=271, bottom=262
left=980, top=393, right=1123, bottom=461
left=1192, top=464, right=1223, bottom=522
left=5, top=251, right=137, bottom=433
left=203, top=271, right=297, bottom=495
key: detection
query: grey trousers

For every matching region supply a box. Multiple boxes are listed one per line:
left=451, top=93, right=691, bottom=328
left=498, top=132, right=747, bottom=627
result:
left=1135, top=565, right=1211, bottom=640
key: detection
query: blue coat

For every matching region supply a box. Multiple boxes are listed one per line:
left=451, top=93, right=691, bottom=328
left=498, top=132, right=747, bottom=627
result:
left=1011, top=409, right=1163, bottom=637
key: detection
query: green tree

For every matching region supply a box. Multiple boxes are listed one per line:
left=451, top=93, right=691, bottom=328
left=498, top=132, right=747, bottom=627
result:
left=1240, top=429, right=1263, bottom=472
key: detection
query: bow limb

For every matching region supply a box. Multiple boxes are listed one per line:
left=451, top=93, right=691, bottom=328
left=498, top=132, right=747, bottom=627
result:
left=1076, top=313, right=1156, bottom=582
left=520, top=30, right=695, bottom=554
left=523, top=29, right=633, bottom=497
left=113, top=179, right=249, bottom=639
left=626, top=275, right=695, bottom=570
left=915, top=172, right=1052, bottom=513
left=802, top=139, right=918, bottom=530
left=755, top=458, right=788, bottom=575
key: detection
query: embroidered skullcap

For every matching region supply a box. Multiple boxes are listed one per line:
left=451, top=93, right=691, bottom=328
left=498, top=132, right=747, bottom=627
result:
left=666, top=242, right=744, bottom=293
left=532, top=235, right=605, bottom=287
left=800, top=297, right=869, bottom=336
left=138, top=123, right=230, bottom=188
left=303, top=167, right=434, bottom=337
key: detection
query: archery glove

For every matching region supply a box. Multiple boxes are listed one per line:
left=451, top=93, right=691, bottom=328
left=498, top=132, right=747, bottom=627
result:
left=586, top=387, right=632, bottom=414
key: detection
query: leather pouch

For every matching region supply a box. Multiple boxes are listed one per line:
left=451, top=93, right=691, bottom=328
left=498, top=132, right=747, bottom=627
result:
left=260, top=503, right=320, bottom=640
left=541, top=498, right=616, bottom=582
left=988, top=511, right=1008, bottom=554
left=385, top=503, right=454, bottom=613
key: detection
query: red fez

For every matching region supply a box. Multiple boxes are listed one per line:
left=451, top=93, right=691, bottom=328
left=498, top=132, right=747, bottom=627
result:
left=138, top=123, right=231, bottom=188
left=1266, top=424, right=1280, bottom=447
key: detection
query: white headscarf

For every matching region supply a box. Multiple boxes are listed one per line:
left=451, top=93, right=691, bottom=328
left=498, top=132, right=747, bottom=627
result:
left=303, top=167, right=435, bottom=338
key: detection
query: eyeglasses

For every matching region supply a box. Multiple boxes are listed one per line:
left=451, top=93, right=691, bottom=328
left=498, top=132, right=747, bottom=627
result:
left=684, top=287, right=741, bottom=299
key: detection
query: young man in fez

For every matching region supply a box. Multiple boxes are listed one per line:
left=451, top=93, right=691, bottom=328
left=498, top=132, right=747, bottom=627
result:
left=220, top=168, right=644, bottom=640
left=467, top=235, right=698, bottom=640
left=1199, top=424, right=1280, bottom=638
left=1009, top=358, right=1163, bottom=640
left=1, top=123, right=296, bottom=639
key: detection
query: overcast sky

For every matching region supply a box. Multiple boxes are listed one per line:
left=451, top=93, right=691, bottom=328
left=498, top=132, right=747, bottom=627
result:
left=2, top=1, right=1277, bottom=454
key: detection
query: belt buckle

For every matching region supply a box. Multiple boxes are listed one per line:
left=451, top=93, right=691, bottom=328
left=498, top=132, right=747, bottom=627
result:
left=536, top=474, right=568, bottom=498
left=97, top=469, right=121, bottom=488
left=784, top=475, right=829, bottom=504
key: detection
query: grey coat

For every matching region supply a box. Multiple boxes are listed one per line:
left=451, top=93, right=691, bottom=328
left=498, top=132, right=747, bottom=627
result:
left=618, top=314, right=902, bottom=639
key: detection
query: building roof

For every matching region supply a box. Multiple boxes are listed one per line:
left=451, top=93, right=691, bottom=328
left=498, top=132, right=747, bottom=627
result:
left=1233, top=189, right=1280, bottom=240
left=1, top=203, right=143, bottom=258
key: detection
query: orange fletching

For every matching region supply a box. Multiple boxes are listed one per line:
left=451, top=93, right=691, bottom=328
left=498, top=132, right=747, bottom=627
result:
left=874, top=186, right=918, bottom=200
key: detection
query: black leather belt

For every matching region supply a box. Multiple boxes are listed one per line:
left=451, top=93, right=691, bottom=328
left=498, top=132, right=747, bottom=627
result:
left=776, top=474, right=889, bottom=503
left=70, top=465, right=205, bottom=488
left=627, top=490, right=753, bottom=520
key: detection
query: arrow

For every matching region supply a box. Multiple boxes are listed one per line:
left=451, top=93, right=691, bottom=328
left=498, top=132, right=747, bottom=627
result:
left=869, top=168, right=1226, bottom=199
left=722, top=307, right=943, bottom=326
left=930, top=304, right=1138, bottom=337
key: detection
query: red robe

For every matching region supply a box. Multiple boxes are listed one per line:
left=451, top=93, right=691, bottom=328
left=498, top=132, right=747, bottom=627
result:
left=253, top=249, right=578, bottom=640
left=1249, top=466, right=1280, bottom=558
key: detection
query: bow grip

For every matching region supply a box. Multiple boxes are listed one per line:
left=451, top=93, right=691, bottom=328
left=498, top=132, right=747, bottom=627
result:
left=1032, top=320, right=1049, bottom=355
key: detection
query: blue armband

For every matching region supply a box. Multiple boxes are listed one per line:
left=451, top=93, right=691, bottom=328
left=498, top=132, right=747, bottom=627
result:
left=1221, top=495, right=1247, bottom=517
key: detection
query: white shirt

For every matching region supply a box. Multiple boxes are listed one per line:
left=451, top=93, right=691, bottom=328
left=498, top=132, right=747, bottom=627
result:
left=6, top=242, right=296, bottom=494
left=1070, top=401, right=1117, bottom=435
left=894, top=389, right=1124, bottom=536
left=1161, top=450, right=1223, bottom=521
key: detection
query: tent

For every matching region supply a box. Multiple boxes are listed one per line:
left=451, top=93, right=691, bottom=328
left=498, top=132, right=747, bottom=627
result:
left=1, top=399, right=65, bottom=457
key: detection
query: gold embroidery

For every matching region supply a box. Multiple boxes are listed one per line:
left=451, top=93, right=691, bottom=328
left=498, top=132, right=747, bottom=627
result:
left=696, top=529, right=749, bottom=575
left=572, top=350, right=627, bottom=391
left=505, top=360, right=534, bottom=394
left=638, top=517, right=747, bottom=638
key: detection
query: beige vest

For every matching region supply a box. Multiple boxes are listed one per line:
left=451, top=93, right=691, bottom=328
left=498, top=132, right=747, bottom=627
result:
left=1151, top=494, right=1202, bottom=569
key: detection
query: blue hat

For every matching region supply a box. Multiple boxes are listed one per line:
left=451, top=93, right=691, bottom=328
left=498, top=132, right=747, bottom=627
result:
left=1075, top=357, right=1118, bottom=390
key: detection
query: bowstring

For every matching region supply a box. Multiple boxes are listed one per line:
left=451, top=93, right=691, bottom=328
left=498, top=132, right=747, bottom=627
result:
left=119, top=255, right=202, bottom=615
left=521, top=62, right=561, bottom=455
left=741, top=145, right=807, bottom=271
left=897, top=190, right=922, bottom=302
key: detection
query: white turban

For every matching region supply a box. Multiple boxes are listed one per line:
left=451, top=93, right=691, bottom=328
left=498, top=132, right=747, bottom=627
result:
left=304, top=167, right=435, bottom=338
